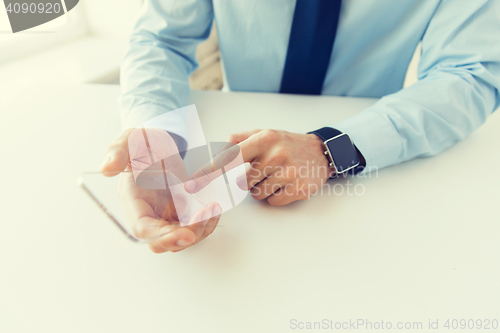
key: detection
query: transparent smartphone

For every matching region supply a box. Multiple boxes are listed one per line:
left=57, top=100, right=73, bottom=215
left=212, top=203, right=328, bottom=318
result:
left=77, top=142, right=248, bottom=243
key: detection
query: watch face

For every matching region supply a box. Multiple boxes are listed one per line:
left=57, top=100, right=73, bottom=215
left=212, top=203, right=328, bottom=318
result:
left=325, top=134, right=360, bottom=173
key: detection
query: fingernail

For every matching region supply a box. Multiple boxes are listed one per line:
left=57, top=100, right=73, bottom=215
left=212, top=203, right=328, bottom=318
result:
left=184, top=180, right=197, bottom=193
left=236, top=177, right=247, bottom=190
left=212, top=205, right=222, bottom=216
left=236, top=173, right=246, bottom=183
left=176, top=239, right=193, bottom=247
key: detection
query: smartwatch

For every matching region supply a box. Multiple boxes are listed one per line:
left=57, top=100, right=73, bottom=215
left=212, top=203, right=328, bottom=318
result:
left=308, top=127, right=366, bottom=176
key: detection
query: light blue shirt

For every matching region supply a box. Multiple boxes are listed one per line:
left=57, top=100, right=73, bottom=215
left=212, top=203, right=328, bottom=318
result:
left=119, top=0, right=500, bottom=171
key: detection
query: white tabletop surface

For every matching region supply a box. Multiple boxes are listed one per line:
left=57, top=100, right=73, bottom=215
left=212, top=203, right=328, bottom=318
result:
left=1, top=84, right=499, bottom=333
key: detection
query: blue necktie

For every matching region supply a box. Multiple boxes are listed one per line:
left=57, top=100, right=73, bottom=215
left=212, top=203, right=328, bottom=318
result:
left=280, top=0, right=342, bottom=95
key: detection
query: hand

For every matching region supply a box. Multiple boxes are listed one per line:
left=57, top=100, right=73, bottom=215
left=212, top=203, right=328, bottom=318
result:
left=100, top=128, right=222, bottom=253
left=185, top=129, right=332, bottom=206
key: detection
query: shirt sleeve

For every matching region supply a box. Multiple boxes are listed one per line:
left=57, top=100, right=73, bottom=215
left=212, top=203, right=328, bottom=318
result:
left=118, top=0, right=214, bottom=151
left=332, top=0, right=500, bottom=172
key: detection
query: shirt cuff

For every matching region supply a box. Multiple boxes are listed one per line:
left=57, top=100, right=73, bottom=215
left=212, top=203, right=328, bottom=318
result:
left=332, top=110, right=403, bottom=171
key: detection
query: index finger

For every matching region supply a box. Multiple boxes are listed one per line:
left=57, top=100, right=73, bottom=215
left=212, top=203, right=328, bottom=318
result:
left=184, top=139, right=260, bottom=193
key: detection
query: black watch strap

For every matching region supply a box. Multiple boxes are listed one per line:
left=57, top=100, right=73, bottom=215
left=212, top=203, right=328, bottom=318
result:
left=308, top=127, right=366, bottom=176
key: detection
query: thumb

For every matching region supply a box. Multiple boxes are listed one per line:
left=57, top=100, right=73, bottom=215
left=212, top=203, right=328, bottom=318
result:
left=100, top=128, right=133, bottom=177
left=226, top=129, right=262, bottom=144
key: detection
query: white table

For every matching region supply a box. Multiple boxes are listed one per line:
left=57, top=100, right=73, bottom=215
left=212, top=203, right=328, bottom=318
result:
left=1, top=84, right=499, bottom=333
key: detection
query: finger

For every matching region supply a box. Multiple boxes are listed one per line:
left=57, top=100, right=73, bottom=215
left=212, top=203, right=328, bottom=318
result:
left=147, top=206, right=208, bottom=253
left=169, top=193, right=188, bottom=222
left=186, top=205, right=222, bottom=252
left=100, top=128, right=134, bottom=176
left=124, top=188, right=200, bottom=252
left=250, top=176, right=289, bottom=200
left=184, top=166, right=224, bottom=194
left=147, top=225, right=198, bottom=253
left=238, top=133, right=266, bottom=162
left=177, top=206, right=210, bottom=243
left=202, top=204, right=222, bottom=238
left=227, top=129, right=262, bottom=144
left=267, top=185, right=306, bottom=206
left=184, top=144, right=242, bottom=193
left=185, top=134, right=263, bottom=193
left=177, top=202, right=218, bottom=239
left=149, top=203, right=220, bottom=253
left=119, top=181, right=175, bottom=241
left=236, top=160, right=274, bottom=190
left=117, top=169, right=197, bottom=253
left=128, top=199, right=171, bottom=240
left=186, top=202, right=221, bottom=242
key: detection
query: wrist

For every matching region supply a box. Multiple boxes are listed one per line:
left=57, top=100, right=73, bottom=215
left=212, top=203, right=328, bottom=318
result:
left=308, top=127, right=366, bottom=176
left=306, top=133, right=337, bottom=176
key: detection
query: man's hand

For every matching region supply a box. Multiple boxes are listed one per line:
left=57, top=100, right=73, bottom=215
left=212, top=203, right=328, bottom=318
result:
left=100, top=128, right=221, bottom=253
left=185, top=129, right=332, bottom=206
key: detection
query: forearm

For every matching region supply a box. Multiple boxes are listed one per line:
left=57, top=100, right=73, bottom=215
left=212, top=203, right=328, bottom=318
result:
left=334, top=66, right=499, bottom=171
left=334, top=0, right=500, bottom=171
left=118, top=0, right=213, bottom=136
